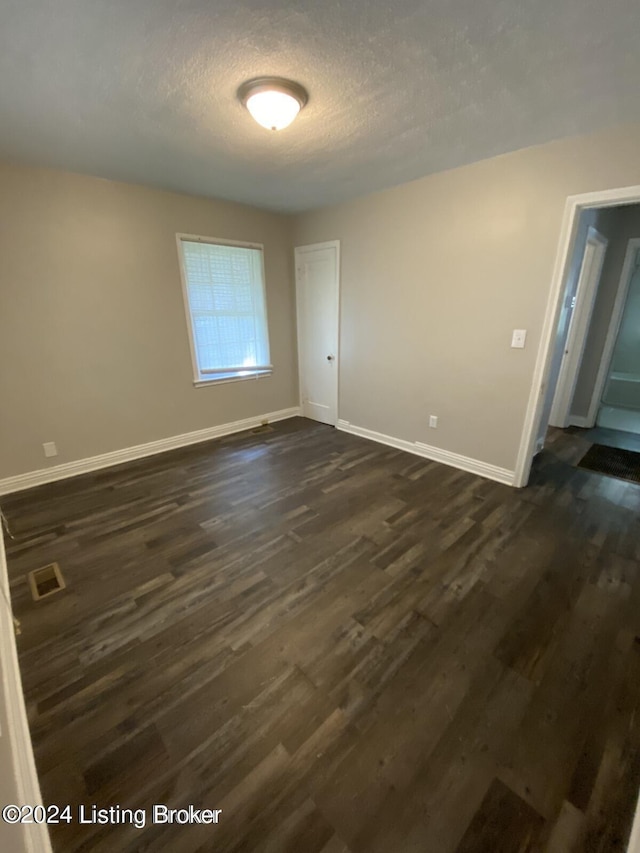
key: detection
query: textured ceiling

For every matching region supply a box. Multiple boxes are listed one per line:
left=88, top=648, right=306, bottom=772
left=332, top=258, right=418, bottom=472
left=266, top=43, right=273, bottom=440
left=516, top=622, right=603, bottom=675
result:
left=1, top=0, right=640, bottom=212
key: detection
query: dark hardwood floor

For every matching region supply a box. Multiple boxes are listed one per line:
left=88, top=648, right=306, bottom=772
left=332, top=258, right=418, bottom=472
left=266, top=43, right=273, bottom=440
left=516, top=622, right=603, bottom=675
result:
left=3, top=418, right=640, bottom=852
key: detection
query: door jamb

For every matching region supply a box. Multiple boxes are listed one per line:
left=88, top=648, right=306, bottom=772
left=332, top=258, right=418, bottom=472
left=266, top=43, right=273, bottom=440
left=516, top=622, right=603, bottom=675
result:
left=514, top=185, right=640, bottom=488
left=294, top=240, right=341, bottom=425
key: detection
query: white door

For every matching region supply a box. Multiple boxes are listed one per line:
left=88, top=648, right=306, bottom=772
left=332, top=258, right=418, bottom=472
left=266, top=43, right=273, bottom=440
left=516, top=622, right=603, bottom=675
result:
left=295, top=241, right=340, bottom=425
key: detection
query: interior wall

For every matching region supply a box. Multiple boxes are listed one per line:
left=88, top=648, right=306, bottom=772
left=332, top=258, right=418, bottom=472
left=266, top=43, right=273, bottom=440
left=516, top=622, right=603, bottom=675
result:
left=610, top=262, right=640, bottom=375
left=294, top=123, right=640, bottom=473
left=0, top=163, right=298, bottom=480
left=571, top=204, right=640, bottom=419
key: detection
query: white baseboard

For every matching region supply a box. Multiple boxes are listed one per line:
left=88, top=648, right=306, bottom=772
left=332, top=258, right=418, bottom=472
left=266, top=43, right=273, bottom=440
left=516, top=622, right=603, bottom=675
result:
left=0, top=537, right=52, bottom=852
left=567, top=415, right=593, bottom=429
left=0, top=407, right=301, bottom=496
left=336, top=419, right=515, bottom=486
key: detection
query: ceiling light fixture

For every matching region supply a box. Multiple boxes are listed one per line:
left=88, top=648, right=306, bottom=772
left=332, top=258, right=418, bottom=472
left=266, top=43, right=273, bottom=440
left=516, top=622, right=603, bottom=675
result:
left=237, top=77, right=308, bottom=131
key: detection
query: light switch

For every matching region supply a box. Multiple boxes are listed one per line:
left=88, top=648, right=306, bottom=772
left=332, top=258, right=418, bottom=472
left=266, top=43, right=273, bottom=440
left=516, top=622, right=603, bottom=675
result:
left=511, top=329, right=527, bottom=349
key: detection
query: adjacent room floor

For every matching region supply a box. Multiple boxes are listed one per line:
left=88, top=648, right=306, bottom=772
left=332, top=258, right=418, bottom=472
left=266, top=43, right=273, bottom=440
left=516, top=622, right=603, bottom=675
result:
left=578, top=424, right=640, bottom=454
left=4, top=417, right=640, bottom=853
left=597, top=406, right=640, bottom=435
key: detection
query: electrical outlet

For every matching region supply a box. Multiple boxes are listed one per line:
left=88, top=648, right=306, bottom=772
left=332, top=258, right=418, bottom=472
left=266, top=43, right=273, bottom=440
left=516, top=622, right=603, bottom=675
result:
left=429, top=415, right=438, bottom=428
left=43, top=442, right=58, bottom=458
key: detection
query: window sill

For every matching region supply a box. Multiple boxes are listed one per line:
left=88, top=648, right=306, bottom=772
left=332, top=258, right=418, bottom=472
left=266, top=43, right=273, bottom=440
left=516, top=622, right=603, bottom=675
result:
left=193, top=370, right=272, bottom=388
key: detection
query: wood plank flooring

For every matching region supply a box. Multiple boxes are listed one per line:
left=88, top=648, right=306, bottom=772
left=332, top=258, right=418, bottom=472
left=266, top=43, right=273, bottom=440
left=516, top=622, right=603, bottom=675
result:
left=3, top=418, right=640, bottom=852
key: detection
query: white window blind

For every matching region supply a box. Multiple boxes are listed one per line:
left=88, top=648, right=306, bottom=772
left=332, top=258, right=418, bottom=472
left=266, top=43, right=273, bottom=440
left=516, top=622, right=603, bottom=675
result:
left=178, top=238, right=272, bottom=383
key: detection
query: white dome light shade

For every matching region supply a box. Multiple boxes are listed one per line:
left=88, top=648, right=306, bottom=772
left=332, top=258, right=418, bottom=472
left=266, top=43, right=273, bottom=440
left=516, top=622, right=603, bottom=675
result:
left=238, top=78, right=308, bottom=131
left=246, top=90, right=300, bottom=131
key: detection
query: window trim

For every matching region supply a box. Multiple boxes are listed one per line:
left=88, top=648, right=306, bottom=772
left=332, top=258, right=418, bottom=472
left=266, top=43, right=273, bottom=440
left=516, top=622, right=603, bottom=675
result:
left=175, top=233, right=273, bottom=387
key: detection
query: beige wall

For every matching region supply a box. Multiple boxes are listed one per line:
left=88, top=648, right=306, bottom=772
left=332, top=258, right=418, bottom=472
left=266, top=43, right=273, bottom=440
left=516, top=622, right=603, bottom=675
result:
left=571, top=204, right=640, bottom=418
left=294, top=123, right=640, bottom=472
left=0, top=163, right=298, bottom=479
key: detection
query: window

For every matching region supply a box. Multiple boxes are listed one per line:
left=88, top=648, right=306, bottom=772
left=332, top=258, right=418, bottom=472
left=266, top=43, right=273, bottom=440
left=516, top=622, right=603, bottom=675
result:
left=177, top=235, right=272, bottom=385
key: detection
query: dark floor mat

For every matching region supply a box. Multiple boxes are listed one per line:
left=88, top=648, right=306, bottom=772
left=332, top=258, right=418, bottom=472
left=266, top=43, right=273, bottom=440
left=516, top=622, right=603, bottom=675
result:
left=578, top=443, right=640, bottom=484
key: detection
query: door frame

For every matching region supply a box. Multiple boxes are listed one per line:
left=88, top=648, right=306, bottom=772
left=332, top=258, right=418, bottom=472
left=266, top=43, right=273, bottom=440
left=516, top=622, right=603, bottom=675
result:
left=514, top=184, right=640, bottom=488
left=585, top=237, right=640, bottom=426
left=294, top=240, right=341, bottom=424
left=548, top=226, right=608, bottom=428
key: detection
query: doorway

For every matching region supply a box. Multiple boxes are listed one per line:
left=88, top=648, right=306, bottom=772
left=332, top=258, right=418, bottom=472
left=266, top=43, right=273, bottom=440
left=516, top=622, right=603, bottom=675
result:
left=547, top=227, right=608, bottom=429
left=294, top=241, right=340, bottom=425
left=595, top=241, right=640, bottom=433
left=515, top=185, right=640, bottom=487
